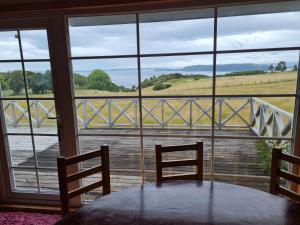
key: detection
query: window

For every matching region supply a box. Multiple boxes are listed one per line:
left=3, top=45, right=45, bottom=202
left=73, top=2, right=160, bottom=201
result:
left=0, top=30, right=59, bottom=193
left=68, top=1, right=300, bottom=194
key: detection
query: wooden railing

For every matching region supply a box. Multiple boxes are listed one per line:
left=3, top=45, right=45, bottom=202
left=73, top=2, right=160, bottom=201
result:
left=1, top=97, right=293, bottom=140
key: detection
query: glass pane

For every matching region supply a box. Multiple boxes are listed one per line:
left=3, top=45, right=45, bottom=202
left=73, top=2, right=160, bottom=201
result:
left=140, top=8, right=214, bottom=53
left=143, top=136, right=211, bottom=183
left=213, top=138, right=292, bottom=192
left=214, top=97, right=295, bottom=139
left=216, top=51, right=299, bottom=95
left=69, top=14, right=137, bottom=57
left=78, top=136, right=142, bottom=192
left=20, top=30, right=50, bottom=59
left=141, top=55, right=213, bottom=96
left=8, top=135, right=35, bottom=167
left=142, top=98, right=212, bottom=129
left=76, top=98, right=139, bottom=129
left=38, top=169, right=58, bottom=192
left=218, top=4, right=300, bottom=50
left=34, top=136, right=59, bottom=169
left=13, top=168, right=38, bottom=191
left=72, top=58, right=138, bottom=97
left=1, top=100, right=31, bottom=134
left=31, top=99, right=57, bottom=134
left=0, top=63, right=25, bottom=98
left=25, top=62, right=53, bottom=97
left=0, top=31, right=20, bottom=60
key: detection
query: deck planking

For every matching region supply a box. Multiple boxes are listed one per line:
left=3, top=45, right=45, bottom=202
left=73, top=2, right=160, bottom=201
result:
left=10, top=128, right=270, bottom=193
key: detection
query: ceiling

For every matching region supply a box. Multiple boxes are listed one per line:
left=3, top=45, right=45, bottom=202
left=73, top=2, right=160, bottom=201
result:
left=0, top=0, right=284, bottom=13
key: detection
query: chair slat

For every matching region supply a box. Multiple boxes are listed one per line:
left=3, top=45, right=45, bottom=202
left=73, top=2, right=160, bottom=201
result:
left=68, top=181, right=103, bottom=199
left=65, top=150, right=102, bottom=166
left=280, top=153, right=300, bottom=165
left=162, top=159, right=197, bottom=168
left=67, top=165, right=102, bottom=183
left=159, top=144, right=198, bottom=152
left=279, top=170, right=300, bottom=185
left=162, top=173, right=198, bottom=181
left=278, top=187, right=300, bottom=203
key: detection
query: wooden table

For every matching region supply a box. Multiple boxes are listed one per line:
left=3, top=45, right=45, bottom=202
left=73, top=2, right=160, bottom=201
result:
left=55, top=181, right=300, bottom=225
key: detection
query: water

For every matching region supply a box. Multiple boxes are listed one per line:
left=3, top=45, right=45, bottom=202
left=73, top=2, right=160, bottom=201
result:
left=74, top=69, right=231, bottom=87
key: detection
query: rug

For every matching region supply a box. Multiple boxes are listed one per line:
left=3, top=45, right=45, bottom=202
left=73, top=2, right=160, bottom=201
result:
left=0, top=211, right=61, bottom=225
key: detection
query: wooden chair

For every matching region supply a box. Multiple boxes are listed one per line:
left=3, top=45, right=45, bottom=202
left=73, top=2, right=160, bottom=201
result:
left=155, top=141, right=203, bottom=182
left=270, top=147, right=300, bottom=203
left=57, top=145, right=111, bottom=215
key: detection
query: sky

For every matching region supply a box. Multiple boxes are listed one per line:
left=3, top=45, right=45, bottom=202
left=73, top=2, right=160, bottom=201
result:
left=0, top=10, right=300, bottom=73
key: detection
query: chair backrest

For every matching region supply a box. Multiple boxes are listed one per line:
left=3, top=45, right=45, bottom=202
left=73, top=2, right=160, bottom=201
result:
left=270, top=147, right=300, bottom=203
left=57, top=145, right=110, bottom=215
left=155, top=141, right=203, bottom=182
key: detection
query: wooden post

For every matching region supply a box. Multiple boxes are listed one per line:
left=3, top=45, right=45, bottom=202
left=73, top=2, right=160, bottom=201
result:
left=270, top=148, right=281, bottom=194
left=291, top=54, right=300, bottom=193
left=196, top=141, right=203, bottom=180
left=155, top=145, right=162, bottom=183
left=101, top=145, right=111, bottom=195
left=48, top=14, right=80, bottom=206
left=57, top=157, right=69, bottom=215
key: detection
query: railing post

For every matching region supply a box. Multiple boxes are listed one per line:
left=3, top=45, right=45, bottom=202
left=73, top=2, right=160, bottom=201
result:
left=34, top=100, right=40, bottom=128
left=189, top=99, right=193, bottom=129
left=82, top=99, right=88, bottom=129
left=161, top=99, right=165, bottom=129
left=108, top=99, right=112, bottom=128
left=10, top=100, right=17, bottom=127
left=135, top=99, right=138, bottom=128
left=249, top=97, right=253, bottom=129
left=218, top=98, right=222, bottom=130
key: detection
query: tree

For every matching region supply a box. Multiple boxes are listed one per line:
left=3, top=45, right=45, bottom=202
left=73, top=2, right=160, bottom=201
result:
left=293, top=64, right=298, bottom=71
left=8, top=71, right=24, bottom=95
left=87, top=69, right=119, bottom=92
left=153, top=83, right=172, bottom=91
left=275, top=61, right=287, bottom=72
left=31, top=72, right=52, bottom=94
left=73, top=73, right=88, bottom=89
left=268, top=64, right=274, bottom=73
left=0, top=73, right=8, bottom=91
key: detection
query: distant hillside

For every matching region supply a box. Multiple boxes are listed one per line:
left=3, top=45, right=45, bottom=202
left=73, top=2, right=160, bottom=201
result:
left=183, top=63, right=269, bottom=72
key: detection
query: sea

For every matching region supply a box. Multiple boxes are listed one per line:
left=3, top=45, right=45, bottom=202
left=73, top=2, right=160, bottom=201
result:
left=74, top=69, right=231, bottom=87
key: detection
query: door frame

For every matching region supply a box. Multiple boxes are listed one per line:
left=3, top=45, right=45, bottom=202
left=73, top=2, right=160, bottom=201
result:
left=0, top=16, right=78, bottom=205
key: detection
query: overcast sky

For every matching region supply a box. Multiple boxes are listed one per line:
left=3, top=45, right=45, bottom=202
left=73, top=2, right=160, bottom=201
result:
left=0, top=10, right=300, bottom=73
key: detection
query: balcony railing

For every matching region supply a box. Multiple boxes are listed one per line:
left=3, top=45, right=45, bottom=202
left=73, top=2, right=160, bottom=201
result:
left=1, top=97, right=293, bottom=140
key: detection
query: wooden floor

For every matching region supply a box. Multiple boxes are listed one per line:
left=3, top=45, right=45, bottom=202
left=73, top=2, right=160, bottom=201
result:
left=11, top=128, right=270, bottom=193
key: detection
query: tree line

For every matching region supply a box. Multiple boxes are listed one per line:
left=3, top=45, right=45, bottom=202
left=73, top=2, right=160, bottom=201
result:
left=0, top=69, right=135, bottom=95
left=0, top=70, right=52, bottom=95
left=268, top=61, right=297, bottom=73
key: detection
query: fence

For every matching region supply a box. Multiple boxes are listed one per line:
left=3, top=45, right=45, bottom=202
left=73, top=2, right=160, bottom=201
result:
left=1, top=97, right=293, bottom=139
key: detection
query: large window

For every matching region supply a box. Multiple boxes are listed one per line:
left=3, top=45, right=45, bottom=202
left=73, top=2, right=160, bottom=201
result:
left=67, top=1, right=300, bottom=194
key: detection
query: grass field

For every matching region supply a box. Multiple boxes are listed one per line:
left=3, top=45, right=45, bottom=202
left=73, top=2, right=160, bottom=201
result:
left=1, top=71, right=297, bottom=129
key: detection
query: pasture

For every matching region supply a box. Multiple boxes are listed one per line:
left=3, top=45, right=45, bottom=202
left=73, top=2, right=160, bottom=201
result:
left=1, top=71, right=297, bottom=129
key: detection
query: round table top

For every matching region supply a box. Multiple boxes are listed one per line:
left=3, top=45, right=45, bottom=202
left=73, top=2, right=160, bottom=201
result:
left=56, top=181, right=300, bottom=225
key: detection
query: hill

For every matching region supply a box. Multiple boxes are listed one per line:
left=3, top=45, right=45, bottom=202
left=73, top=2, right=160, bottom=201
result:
left=183, top=63, right=269, bottom=72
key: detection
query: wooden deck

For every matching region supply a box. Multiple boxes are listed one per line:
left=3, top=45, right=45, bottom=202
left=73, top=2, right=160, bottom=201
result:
left=11, top=128, right=270, bottom=194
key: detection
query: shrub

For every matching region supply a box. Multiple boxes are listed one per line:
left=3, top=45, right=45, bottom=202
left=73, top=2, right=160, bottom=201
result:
left=255, top=140, right=289, bottom=175
left=153, top=83, right=172, bottom=91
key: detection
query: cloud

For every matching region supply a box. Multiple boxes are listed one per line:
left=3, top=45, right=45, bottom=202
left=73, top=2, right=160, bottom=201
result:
left=0, top=10, right=300, bottom=73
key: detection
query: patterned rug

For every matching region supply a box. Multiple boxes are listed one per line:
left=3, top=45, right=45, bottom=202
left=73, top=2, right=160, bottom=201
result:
left=0, top=212, right=61, bottom=225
